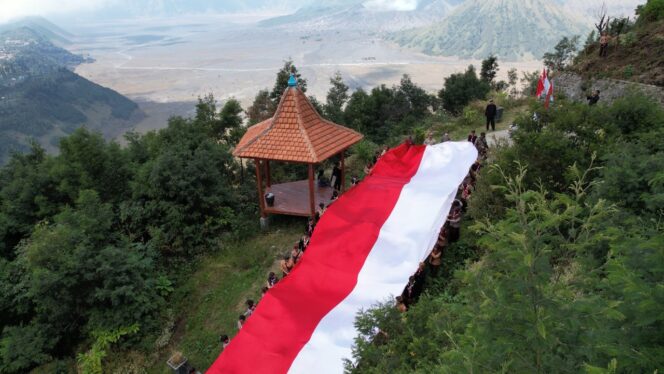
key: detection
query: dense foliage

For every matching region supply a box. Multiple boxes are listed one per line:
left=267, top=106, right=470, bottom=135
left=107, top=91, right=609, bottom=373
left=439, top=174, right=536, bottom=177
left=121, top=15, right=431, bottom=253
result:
left=246, top=59, right=308, bottom=125
left=438, top=65, right=490, bottom=115
left=343, top=75, right=434, bottom=145
left=347, top=93, right=664, bottom=373
left=638, top=0, right=664, bottom=23
left=0, top=97, right=255, bottom=373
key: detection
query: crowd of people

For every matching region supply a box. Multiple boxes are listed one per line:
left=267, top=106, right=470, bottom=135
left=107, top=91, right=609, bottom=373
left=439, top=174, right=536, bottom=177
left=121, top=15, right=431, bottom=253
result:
left=218, top=161, right=347, bottom=349
left=395, top=150, right=482, bottom=313
left=218, top=134, right=487, bottom=351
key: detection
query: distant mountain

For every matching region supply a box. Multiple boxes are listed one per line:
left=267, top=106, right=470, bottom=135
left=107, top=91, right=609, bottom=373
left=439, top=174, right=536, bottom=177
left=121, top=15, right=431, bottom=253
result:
left=393, top=0, right=589, bottom=60
left=51, top=0, right=314, bottom=20
left=260, top=0, right=458, bottom=32
left=0, top=16, right=73, bottom=45
left=0, top=27, right=142, bottom=164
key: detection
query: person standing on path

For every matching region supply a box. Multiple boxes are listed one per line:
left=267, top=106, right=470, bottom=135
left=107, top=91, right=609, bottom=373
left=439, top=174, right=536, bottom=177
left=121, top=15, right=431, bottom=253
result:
left=485, top=99, right=497, bottom=131
left=331, top=162, right=342, bottom=191
left=599, top=33, right=610, bottom=57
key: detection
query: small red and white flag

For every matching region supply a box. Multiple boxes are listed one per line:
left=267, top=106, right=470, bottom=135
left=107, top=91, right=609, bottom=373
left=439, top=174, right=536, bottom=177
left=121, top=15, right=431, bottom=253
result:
left=536, top=68, right=554, bottom=108
left=207, top=142, right=477, bottom=374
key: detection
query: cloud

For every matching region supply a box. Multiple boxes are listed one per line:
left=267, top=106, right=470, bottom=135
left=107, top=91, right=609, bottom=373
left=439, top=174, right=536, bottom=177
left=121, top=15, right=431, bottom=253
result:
left=363, top=0, right=418, bottom=12
left=562, top=0, right=644, bottom=18
left=0, top=0, right=115, bottom=23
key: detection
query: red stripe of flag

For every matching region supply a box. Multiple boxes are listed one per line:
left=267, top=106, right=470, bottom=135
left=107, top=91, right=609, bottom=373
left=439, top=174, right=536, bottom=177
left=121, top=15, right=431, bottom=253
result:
left=207, top=143, right=427, bottom=374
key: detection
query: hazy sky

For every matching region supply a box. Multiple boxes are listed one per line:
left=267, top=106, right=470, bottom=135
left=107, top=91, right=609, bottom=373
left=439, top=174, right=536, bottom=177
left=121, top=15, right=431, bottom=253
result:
left=364, top=0, right=418, bottom=11
left=0, top=0, right=644, bottom=24
left=0, top=0, right=110, bottom=22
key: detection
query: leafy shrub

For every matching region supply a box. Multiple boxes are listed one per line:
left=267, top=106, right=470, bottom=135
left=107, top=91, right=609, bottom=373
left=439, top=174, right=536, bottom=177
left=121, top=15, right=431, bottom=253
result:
left=351, top=140, right=379, bottom=166
left=608, top=92, right=664, bottom=135
left=0, top=324, right=54, bottom=372
left=623, top=65, right=635, bottom=79
left=439, top=65, right=490, bottom=114
left=620, top=31, right=638, bottom=46
left=412, top=127, right=427, bottom=145
left=459, top=106, right=480, bottom=127
left=639, top=0, right=664, bottom=22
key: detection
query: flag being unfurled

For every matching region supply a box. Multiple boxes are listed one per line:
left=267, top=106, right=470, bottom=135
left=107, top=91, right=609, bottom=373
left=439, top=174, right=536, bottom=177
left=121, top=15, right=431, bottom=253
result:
left=207, top=142, right=477, bottom=374
left=535, top=68, right=554, bottom=109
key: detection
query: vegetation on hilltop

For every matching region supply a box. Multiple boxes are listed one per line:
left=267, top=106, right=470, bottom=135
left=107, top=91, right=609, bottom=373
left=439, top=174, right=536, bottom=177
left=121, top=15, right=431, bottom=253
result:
left=346, top=92, right=664, bottom=373
left=0, top=52, right=530, bottom=372
left=571, top=0, right=664, bottom=85
left=4, top=31, right=662, bottom=373
left=0, top=97, right=252, bottom=373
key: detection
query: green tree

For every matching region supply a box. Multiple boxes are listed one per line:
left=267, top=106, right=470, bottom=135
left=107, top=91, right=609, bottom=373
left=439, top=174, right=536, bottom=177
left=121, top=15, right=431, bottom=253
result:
left=51, top=128, right=132, bottom=205
left=507, top=67, right=519, bottom=97
left=269, top=59, right=307, bottom=106
left=438, top=65, right=490, bottom=114
left=584, top=30, right=597, bottom=51
left=308, top=95, right=325, bottom=115
left=6, top=191, right=164, bottom=369
left=521, top=70, right=541, bottom=96
left=398, top=74, right=432, bottom=119
left=324, top=71, right=350, bottom=124
left=543, top=35, right=580, bottom=71
left=0, top=323, right=54, bottom=372
left=637, top=0, right=664, bottom=23
left=193, top=95, right=244, bottom=144
left=218, top=98, right=245, bottom=146
left=246, top=89, right=274, bottom=125
left=0, top=143, right=56, bottom=259
left=480, top=54, right=499, bottom=86
left=595, top=228, right=664, bottom=370
left=195, top=94, right=221, bottom=133
left=344, top=88, right=371, bottom=134
left=121, top=117, right=252, bottom=256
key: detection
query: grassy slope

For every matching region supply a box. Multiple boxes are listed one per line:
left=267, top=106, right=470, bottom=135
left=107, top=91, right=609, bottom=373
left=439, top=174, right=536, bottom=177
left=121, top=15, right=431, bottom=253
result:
left=429, top=99, right=527, bottom=141
left=573, top=20, right=664, bottom=86
left=86, top=98, right=525, bottom=374
left=105, top=220, right=304, bottom=373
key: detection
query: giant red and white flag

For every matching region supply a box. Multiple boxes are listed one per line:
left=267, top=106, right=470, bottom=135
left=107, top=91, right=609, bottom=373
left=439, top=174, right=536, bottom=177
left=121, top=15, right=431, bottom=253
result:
left=207, top=141, right=478, bottom=374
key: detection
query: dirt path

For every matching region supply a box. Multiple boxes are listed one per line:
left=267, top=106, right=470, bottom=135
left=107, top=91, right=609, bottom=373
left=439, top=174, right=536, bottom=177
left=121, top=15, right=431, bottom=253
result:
left=488, top=129, right=510, bottom=146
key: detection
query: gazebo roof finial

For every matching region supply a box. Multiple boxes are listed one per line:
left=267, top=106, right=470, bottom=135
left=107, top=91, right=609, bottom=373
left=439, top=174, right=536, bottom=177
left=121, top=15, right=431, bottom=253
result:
left=288, top=74, right=297, bottom=87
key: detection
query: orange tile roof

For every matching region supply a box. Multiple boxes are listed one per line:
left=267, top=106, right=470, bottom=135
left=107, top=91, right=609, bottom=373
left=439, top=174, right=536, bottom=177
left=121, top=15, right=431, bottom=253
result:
left=233, top=87, right=363, bottom=163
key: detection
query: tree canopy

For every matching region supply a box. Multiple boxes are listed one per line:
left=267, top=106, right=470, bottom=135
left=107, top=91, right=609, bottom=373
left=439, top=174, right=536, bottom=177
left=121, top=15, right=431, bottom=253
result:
left=0, top=96, right=257, bottom=373
left=348, top=93, right=664, bottom=373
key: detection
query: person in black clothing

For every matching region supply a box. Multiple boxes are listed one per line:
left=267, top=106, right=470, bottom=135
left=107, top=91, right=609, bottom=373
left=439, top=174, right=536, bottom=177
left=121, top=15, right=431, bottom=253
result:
left=485, top=99, right=497, bottom=131
left=411, top=262, right=426, bottom=301
left=317, top=169, right=328, bottom=187
left=587, top=90, right=600, bottom=106
left=467, top=130, right=477, bottom=144
left=401, top=276, right=417, bottom=307
left=332, top=162, right=342, bottom=191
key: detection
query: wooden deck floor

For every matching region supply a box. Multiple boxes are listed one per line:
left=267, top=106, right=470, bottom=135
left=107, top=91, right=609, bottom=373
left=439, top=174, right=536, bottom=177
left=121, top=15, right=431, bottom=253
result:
left=265, top=180, right=334, bottom=217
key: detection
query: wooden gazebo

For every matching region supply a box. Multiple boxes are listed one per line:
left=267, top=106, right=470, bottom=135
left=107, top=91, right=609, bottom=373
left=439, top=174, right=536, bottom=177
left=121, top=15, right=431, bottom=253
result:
left=234, top=76, right=363, bottom=218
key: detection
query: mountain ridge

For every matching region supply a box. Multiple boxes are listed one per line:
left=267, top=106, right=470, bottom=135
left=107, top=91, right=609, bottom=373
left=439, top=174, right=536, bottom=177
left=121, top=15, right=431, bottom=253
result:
left=393, top=0, right=590, bottom=60
left=259, top=0, right=457, bottom=32
left=0, top=25, right=142, bottom=164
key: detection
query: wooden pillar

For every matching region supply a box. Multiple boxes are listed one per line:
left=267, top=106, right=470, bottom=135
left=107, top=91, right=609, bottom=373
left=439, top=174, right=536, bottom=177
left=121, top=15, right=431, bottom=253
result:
left=308, top=163, right=315, bottom=218
left=340, top=151, right=346, bottom=193
left=255, top=159, right=266, bottom=217
left=265, top=160, right=272, bottom=187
